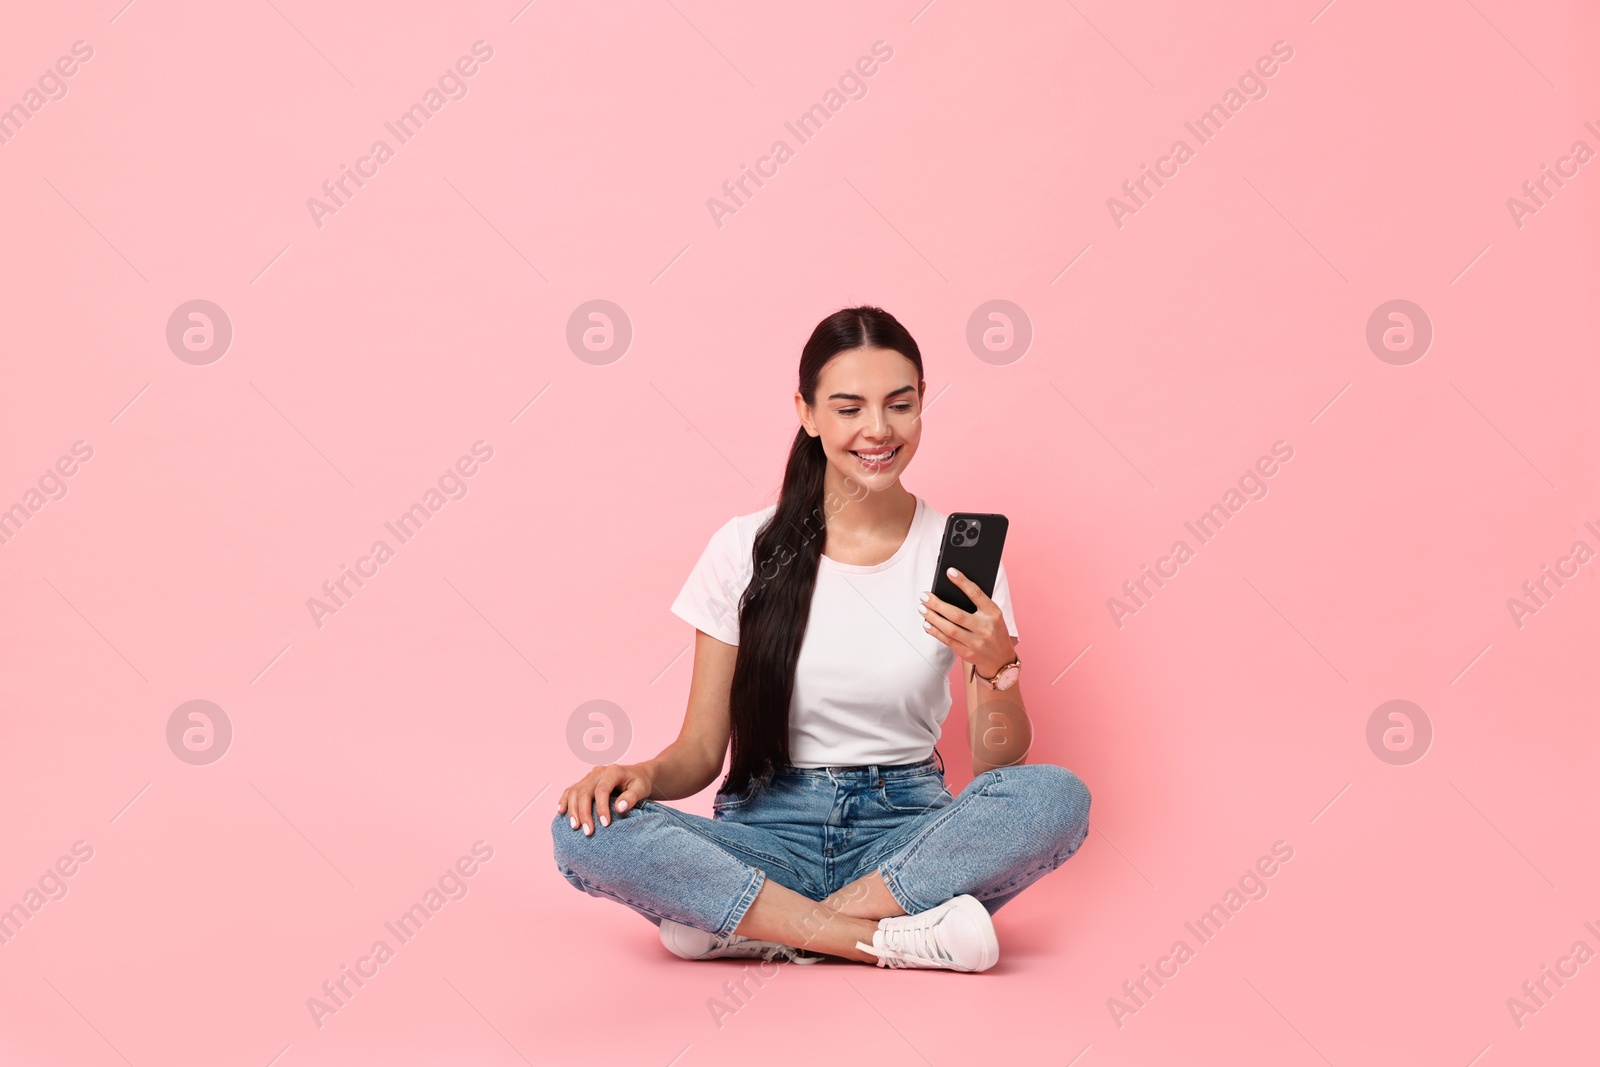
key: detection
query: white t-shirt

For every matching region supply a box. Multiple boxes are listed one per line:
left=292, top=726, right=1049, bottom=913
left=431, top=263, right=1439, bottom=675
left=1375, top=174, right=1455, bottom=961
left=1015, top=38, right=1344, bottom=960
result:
left=670, top=495, right=1020, bottom=767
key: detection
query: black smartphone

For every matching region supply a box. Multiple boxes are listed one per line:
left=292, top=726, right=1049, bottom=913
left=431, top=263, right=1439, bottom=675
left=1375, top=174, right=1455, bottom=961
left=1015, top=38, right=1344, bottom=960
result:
left=930, top=513, right=1009, bottom=614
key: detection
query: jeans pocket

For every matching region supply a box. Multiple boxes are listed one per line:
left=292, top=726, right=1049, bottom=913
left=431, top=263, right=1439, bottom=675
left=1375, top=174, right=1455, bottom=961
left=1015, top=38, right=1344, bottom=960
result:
left=879, top=774, right=952, bottom=814
left=712, top=779, right=759, bottom=813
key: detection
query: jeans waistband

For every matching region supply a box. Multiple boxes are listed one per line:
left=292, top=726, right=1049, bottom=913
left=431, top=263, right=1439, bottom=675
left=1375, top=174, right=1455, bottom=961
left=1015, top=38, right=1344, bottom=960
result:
left=773, top=752, right=943, bottom=781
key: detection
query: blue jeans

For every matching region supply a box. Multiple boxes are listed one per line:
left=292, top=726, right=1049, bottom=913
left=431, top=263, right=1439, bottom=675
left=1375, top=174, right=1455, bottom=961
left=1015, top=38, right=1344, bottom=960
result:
left=551, top=755, right=1091, bottom=939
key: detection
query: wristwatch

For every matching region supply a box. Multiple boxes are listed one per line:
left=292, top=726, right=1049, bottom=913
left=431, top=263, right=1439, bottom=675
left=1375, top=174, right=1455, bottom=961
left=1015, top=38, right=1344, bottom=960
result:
left=976, top=655, right=1021, bottom=691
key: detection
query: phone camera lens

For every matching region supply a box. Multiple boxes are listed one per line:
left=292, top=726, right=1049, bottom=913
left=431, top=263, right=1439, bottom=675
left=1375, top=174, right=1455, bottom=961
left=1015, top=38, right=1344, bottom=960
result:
left=953, top=519, right=967, bottom=532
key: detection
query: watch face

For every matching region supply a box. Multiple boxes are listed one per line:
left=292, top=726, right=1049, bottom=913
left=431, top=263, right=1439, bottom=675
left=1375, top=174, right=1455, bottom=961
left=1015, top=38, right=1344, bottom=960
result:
left=993, top=665, right=1019, bottom=690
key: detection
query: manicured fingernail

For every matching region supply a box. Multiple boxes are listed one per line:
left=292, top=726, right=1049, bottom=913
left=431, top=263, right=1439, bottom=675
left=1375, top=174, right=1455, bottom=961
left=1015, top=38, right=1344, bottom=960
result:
left=919, top=592, right=929, bottom=602
left=600, top=816, right=609, bottom=827
left=569, top=816, right=577, bottom=829
left=947, top=567, right=959, bottom=577
left=917, top=604, right=927, bottom=614
left=616, top=801, right=628, bottom=812
left=583, top=824, right=593, bottom=836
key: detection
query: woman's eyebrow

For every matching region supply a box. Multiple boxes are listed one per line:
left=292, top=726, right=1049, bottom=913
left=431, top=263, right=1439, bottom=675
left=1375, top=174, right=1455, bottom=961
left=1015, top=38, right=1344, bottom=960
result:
left=826, top=384, right=917, bottom=401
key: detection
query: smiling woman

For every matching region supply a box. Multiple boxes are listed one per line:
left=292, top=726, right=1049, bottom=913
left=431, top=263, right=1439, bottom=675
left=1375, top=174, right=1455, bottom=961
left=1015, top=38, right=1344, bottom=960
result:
left=551, top=306, right=1092, bottom=973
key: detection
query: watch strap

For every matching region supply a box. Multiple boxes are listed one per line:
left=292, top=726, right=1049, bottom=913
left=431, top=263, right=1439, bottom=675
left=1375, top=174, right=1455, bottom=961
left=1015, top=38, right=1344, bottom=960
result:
left=977, top=656, right=1021, bottom=688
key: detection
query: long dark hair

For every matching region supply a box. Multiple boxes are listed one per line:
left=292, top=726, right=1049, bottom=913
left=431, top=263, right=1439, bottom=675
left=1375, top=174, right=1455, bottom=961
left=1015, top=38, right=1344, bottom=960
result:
left=722, top=306, right=926, bottom=795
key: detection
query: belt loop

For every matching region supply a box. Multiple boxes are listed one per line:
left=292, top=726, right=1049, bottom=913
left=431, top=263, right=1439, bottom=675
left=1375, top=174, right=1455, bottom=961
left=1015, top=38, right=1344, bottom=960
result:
left=933, top=747, right=946, bottom=776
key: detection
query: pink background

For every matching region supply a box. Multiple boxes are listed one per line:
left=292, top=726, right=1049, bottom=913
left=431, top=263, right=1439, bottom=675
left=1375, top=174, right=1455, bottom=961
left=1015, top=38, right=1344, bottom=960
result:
left=2, top=1, right=1597, bottom=1064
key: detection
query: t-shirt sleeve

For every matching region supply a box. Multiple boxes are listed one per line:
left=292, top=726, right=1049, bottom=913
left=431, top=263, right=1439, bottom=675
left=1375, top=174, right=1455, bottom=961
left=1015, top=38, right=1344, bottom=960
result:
left=669, top=516, right=750, bottom=645
left=991, top=559, right=1020, bottom=642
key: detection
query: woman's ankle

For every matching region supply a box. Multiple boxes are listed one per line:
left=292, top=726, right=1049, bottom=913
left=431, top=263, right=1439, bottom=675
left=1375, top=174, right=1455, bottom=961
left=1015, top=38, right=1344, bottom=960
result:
left=806, top=914, right=882, bottom=963
left=824, top=872, right=907, bottom=920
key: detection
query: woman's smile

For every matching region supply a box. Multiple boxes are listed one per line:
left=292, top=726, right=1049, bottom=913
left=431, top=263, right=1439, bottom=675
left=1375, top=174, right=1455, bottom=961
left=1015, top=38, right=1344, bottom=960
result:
left=850, top=445, right=900, bottom=471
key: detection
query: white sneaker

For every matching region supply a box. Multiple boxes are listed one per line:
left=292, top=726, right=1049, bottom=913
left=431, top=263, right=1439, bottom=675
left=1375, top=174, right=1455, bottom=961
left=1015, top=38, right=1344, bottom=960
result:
left=660, top=918, right=824, bottom=964
left=855, top=894, right=999, bottom=971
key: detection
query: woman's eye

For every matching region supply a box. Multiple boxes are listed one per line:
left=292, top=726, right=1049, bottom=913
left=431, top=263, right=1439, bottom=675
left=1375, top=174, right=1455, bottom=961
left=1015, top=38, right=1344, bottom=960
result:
left=836, top=404, right=915, bottom=416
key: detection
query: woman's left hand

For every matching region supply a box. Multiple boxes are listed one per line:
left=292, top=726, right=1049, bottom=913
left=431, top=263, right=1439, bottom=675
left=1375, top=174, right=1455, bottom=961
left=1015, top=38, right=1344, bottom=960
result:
left=920, top=567, right=1015, bottom=679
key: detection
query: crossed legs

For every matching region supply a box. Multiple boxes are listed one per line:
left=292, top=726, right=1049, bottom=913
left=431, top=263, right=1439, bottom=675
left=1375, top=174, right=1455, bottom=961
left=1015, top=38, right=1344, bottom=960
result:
left=732, top=870, right=905, bottom=963
left=554, top=763, right=1091, bottom=962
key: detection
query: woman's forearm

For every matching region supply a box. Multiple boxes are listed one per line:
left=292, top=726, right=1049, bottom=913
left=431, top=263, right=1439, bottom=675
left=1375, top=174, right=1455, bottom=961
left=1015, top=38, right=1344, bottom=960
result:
left=968, top=667, right=1034, bottom=773
left=638, top=739, right=725, bottom=802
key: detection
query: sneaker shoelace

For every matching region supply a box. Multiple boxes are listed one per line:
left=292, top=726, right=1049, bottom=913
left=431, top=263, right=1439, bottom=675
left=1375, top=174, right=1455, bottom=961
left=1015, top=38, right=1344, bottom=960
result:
left=771, top=945, right=824, bottom=965
left=722, top=935, right=824, bottom=965
left=855, top=917, right=951, bottom=968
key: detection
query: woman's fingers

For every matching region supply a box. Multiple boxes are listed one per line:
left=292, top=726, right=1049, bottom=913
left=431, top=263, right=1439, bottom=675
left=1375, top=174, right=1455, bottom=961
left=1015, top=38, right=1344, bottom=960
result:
left=923, top=608, right=976, bottom=658
left=920, top=590, right=971, bottom=627
left=593, top=769, right=618, bottom=829
left=559, top=766, right=640, bottom=830
left=923, top=612, right=967, bottom=655
left=577, top=771, right=607, bottom=835
left=572, top=766, right=624, bottom=833
left=559, top=782, right=586, bottom=829
left=614, top=779, right=639, bottom=814
left=923, top=602, right=965, bottom=641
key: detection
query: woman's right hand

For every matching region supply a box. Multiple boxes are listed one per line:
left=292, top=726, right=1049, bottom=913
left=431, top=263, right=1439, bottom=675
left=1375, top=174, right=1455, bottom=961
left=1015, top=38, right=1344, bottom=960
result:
left=556, top=763, right=655, bottom=836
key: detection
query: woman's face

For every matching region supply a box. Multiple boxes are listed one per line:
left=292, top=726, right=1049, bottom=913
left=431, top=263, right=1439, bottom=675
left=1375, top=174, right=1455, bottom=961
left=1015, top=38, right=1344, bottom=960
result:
left=796, top=346, right=924, bottom=493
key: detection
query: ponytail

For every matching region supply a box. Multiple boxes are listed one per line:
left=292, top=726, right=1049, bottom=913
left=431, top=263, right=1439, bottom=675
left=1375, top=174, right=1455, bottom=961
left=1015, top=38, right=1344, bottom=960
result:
left=722, top=306, right=925, bottom=794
